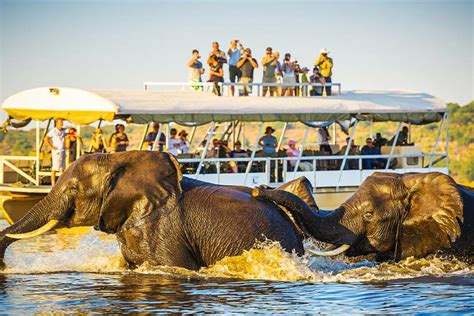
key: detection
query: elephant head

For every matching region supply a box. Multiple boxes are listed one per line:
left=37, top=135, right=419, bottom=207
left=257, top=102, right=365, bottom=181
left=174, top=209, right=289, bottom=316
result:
left=0, top=151, right=183, bottom=269
left=253, top=172, right=465, bottom=260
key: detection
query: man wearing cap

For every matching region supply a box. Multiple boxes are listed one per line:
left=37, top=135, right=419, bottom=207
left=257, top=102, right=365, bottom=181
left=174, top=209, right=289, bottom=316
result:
left=314, top=48, right=333, bottom=95
left=236, top=48, right=258, bottom=96
left=261, top=47, right=278, bottom=97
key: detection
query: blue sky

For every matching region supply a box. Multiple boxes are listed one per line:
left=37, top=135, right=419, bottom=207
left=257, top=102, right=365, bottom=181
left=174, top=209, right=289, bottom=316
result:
left=0, top=0, right=472, bottom=121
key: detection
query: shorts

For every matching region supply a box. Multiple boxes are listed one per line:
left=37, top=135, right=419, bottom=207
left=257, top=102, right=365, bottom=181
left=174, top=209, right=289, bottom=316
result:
left=239, top=77, right=253, bottom=95
left=52, top=150, right=65, bottom=171
left=229, top=65, right=242, bottom=83
left=283, top=76, right=296, bottom=89
left=262, top=76, right=277, bottom=91
left=189, top=78, right=203, bottom=91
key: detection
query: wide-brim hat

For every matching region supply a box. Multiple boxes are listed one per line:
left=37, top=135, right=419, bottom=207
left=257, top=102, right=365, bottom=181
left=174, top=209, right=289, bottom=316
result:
left=178, top=130, right=188, bottom=137
left=288, top=140, right=296, bottom=146
left=320, top=48, right=330, bottom=54
left=265, top=126, right=275, bottom=133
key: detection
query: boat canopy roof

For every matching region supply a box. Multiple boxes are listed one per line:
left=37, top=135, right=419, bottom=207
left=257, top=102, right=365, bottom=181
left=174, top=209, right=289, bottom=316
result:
left=2, top=87, right=447, bottom=125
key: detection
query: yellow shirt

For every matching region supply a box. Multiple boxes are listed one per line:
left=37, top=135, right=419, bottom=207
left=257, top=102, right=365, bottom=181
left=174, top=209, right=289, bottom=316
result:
left=314, top=54, right=333, bottom=78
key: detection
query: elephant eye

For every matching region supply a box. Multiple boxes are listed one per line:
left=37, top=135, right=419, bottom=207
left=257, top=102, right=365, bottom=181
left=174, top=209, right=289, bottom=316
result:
left=364, top=211, right=374, bottom=221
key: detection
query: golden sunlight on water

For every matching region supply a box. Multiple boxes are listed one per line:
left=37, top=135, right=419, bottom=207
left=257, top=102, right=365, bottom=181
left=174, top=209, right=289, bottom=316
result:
left=2, top=225, right=472, bottom=283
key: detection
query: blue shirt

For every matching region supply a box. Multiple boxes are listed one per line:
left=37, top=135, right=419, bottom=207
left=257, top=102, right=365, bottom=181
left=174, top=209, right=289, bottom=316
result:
left=145, top=131, right=166, bottom=152
left=228, top=48, right=241, bottom=66
left=361, top=146, right=381, bottom=156
left=262, top=135, right=277, bottom=154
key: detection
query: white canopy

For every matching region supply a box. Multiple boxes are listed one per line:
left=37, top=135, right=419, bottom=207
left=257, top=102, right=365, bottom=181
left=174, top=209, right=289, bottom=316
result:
left=2, top=87, right=447, bottom=125
left=2, top=87, right=118, bottom=124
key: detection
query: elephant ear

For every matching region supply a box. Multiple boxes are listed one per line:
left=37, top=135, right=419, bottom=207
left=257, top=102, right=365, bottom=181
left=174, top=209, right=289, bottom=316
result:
left=398, top=172, right=464, bottom=258
left=276, top=176, right=318, bottom=210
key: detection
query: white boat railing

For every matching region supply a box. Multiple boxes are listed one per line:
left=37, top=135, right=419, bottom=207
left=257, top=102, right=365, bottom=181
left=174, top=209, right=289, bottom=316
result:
left=143, top=81, right=342, bottom=96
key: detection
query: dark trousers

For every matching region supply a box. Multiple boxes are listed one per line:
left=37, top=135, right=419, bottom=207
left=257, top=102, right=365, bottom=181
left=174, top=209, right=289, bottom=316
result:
left=324, top=76, right=332, bottom=96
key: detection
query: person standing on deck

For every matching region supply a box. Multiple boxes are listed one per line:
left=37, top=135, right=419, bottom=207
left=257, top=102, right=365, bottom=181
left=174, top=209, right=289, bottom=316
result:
left=208, top=42, right=227, bottom=70
left=262, top=47, right=278, bottom=97
left=314, top=48, right=333, bottom=95
left=227, top=40, right=243, bottom=96
left=46, top=118, right=66, bottom=186
left=237, top=48, right=258, bottom=96
left=187, top=49, right=205, bottom=90
left=258, top=126, right=278, bottom=156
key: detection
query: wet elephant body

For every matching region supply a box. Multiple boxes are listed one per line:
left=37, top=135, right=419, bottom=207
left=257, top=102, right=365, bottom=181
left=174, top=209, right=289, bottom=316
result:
left=253, top=172, right=474, bottom=261
left=0, top=151, right=306, bottom=270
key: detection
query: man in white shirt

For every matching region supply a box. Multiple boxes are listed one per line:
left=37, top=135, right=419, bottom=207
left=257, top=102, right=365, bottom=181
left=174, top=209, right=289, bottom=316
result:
left=46, top=118, right=66, bottom=186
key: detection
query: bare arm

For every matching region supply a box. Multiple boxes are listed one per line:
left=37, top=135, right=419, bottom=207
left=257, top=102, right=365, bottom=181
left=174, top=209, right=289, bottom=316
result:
left=249, top=58, right=258, bottom=69
left=236, top=57, right=246, bottom=68
left=45, top=137, right=57, bottom=151
left=187, top=59, right=196, bottom=67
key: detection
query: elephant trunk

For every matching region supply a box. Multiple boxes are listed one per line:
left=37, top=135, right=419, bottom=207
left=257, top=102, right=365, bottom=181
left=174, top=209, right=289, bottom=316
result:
left=252, top=187, right=356, bottom=247
left=0, top=186, right=71, bottom=269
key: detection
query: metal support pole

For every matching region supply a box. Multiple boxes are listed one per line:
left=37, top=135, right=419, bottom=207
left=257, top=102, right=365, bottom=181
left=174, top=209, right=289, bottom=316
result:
left=336, top=120, right=358, bottom=191
left=385, top=122, right=403, bottom=171
left=189, top=126, right=197, bottom=145
left=446, top=112, right=450, bottom=172
left=332, top=122, right=336, bottom=145
left=165, top=123, right=170, bottom=150
left=138, top=122, right=150, bottom=150
left=151, top=124, right=164, bottom=151
left=196, top=122, right=216, bottom=177
left=277, top=122, right=288, bottom=151
left=76, top=125, right=81, bottom=160
left=369, top=119, right=374, bottom=139
left=35, top=120, right=40, bottom=186
left=429, top=113, right=446, bottom=170
left=243, top=123, right=264, bottom=185
left=293, top=126, right=311, bottom=177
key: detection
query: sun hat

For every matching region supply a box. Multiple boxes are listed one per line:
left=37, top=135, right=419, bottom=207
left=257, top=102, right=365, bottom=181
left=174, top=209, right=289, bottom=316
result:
left=265, top=126, right=275, bottom=133
left=288, top=140, right=296, bottom=146
left=320, top=48, right=329, bottom=54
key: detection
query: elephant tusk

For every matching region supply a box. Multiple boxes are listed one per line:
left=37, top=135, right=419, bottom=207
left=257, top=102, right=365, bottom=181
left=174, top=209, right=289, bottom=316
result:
left=6, top=220, right=59, bottom=239
left=308, top=244, right=350, bottom=257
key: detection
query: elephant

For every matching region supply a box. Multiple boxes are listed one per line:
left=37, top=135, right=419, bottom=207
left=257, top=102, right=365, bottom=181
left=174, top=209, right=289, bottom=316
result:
left=0, top=151, right=318, bottom=271
left=252, top=172, right=474, bottom=261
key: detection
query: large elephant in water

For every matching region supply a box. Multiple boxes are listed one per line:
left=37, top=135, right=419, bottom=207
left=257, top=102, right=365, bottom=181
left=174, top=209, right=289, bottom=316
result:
left=253, top=172, right=473, bottom=260
left=0, top=151, right=317, bottom=270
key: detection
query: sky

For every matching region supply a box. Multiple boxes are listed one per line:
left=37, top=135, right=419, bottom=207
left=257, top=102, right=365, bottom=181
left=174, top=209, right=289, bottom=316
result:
left=0, top=0, right=472, bottom=122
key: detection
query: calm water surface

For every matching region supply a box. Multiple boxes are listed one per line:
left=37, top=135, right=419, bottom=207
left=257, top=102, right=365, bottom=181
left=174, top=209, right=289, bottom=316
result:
left=0, top=222, right=472, bottom=313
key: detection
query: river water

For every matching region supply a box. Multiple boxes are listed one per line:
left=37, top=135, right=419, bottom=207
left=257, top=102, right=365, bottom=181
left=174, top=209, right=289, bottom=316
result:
left=0, top=223, right=472, bottom=313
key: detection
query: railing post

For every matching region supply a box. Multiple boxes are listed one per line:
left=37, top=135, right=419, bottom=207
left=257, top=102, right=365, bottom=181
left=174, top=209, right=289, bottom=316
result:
left=196, top=122, right=216, bottom=178
left=293, top=126, right=310, bottom=177
left=0, top=158, right=4, bottom=185
left=151, top=124, right=164, bottom=151
left=244, top=123, right=264, bottom=185
left=138, top=122, right=150, bottom=150
left=446, top=112, right=450, bottom=172
left=277, top=122, right=288, bottom=151
left=336, top=119, right=358, bottom=191
left=429, top=112, right=447, bottom=170
left=385, top=122, right=403, bottom=170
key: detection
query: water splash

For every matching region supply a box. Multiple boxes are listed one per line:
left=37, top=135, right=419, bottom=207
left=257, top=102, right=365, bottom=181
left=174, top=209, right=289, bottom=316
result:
left=1, top=226, right=472, bottom=282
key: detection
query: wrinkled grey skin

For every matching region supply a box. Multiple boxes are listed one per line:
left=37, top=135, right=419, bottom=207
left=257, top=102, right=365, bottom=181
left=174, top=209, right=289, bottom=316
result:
left=0, top=151, right=309, bottom=270
left=254, top=172, right=474, bottom=261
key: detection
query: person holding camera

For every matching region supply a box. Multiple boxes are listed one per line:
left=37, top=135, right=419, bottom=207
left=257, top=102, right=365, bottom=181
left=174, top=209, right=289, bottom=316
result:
left=227, top=40, right=243, bottom=96
left=187, top=49, right=205, bottom=91
left=207, top=52, right=224, bottom=96
left=261, top=47, right=278, bottom=97
left=281, top=53, right=297, bottom=96
left=314, top=48, right=333, bottom=95
left=236, top=48, right=258, bottom=96
left=208, top=41, right=227, bottom=67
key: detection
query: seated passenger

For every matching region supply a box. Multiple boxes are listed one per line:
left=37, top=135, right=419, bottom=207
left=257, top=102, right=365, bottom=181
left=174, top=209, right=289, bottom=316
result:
left=178, top=130, right=190, bottom=154
left=389, top=126, right=413, bottom=146
left=286, top=140, right=313, bottom=171
left=373, top=132, right=388, bottom=148
left=168, top=128, right=180, bottom=156
left=361, top=138, right=386, bottom=169
left=338, top=137, right=360, bottom=169
left=230, top=141, right=248, bottom=173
